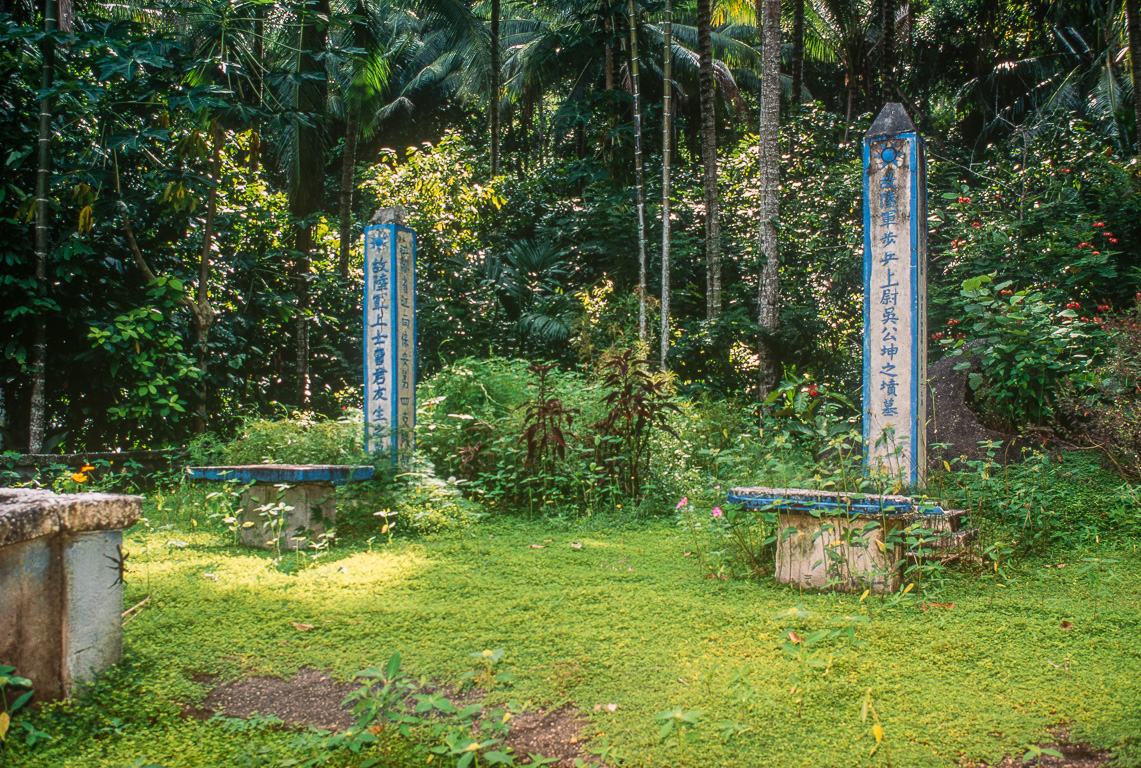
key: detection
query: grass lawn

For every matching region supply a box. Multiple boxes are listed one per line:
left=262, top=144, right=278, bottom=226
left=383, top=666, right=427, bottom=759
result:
left=7, top=486, right=1141, bottom=768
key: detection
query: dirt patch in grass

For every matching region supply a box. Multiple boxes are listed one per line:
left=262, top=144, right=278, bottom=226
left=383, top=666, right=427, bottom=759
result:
left=195, top=669, right=587, bottom=766
left=973, top=727, right=1113, bottom=768
left=501, top=706, right=586, bottom=766
left=202, top=668, right=358, bottom=731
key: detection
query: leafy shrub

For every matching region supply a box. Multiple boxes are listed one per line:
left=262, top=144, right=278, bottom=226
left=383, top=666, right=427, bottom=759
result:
left=591, top=350, right=679, bottom=499
left=336, top=459, right=482, bottom=537
left=418, top=354, right=686, bottom=513
left=940, top=274, right=1103, bottom=429
left=1058, top=293, right=1141, bottom=479
left=219, top=411, right=369, bottom=466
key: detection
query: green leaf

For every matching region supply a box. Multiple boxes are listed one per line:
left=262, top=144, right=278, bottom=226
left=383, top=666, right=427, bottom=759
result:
left=385, top=652, right=401, bottom=680
left=10, top=690, right=33, bottom=713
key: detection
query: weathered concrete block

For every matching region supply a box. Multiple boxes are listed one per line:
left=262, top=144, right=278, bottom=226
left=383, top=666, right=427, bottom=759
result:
left=775, top=511, right=909, bottom=593
left=0, top=488, right=140, bottom=701
left=185, top=466, right=373, bottom=551
left=729, top=486, right=970, bottom=593
left=240, top=483, right=335, bottom=550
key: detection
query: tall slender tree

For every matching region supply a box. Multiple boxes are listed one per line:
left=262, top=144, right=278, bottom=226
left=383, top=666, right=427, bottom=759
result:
left=1127, top=0, right=1141, bottom=152
left=29, top=0, right=58, bottom=452
left=490, top=0, right=501, bottom=175
left=880, top=0, right=896, bottom=105
left=628, top=0, right=647, bottom=342
left=756, top=0, right=780, bottom=396
left=288, top=0, right=329, bottom=405
left=791, top=0, right=804, bottom=104
left=659, top=0, right=674, bottom=370
left=194, top=121, right=221, bottom=433
left=696, top=0, right=721, bottom=318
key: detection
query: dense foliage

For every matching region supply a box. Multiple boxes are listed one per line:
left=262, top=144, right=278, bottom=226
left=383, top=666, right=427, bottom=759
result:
left=0, top=0, right=1138, bottom=466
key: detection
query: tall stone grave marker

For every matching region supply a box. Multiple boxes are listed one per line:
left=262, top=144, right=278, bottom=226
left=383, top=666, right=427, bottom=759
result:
left=863, top=103, right=927, bottom=488
left=363, top=207, right=417, bottom=457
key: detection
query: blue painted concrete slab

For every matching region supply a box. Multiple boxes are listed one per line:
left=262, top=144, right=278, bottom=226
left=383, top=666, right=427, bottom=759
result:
left=186, top=465, right=375, bottom=486
left=728, top=486, right=948, bottom=518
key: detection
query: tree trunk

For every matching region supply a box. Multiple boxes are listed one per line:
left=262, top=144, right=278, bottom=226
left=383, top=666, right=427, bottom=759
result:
left=696, top=0, right=721, bottom=319
left=757, top=0, right=781, bottom=397
left=880, top=0, right=896, bottom=106
left=791, top=0, right=804, bottom=105
left=628, top=0, right=647, bottom=343
left=842, top=78, right=856, bottom=144
left=250, top=1, right=264, bottom=172
left=490, top=0, right=500, bottom=175
left=538, top=92, right=547, bottom=164
left=1126, top=0, right=1141, bottom=153
left=194, top=124, right=223, bottom=434
left=659, top=0, right=673, bottom=370
left=291, top=0, right=328, bottom=406
left=604, top=15, right=616, bottom=167
left=29, top=0, right=56, bottom=453
left=338, top=114, right=359, bottom=277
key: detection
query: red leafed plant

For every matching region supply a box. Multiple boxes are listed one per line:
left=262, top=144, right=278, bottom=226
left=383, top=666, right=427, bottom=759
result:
left=520, top=362, right=578, bottom=474
left=591, top=349, right=679, bottom=500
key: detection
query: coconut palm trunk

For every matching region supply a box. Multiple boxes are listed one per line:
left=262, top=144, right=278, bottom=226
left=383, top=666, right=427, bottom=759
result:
left=756, top=0, right=781, bottom=397
left=880, top=0, right=896, bottom=105
left=29, top=0, right=57, bottom=453
left=194, top=123, right=222, bottom=433
left=290, top=0, right=329, bottom=405
left=490, top=0, right=500, bottom=175
left=696, top=0, right=721, bottom=319
left=659, top=0, right=673, bottom=370
left=338, top=113, right=359, bottom=277
left=1127, top=0, right=1141, bottom=153
left=627, top=0, right=647, bottom=342
left=791, top=0, right=804, bottom=104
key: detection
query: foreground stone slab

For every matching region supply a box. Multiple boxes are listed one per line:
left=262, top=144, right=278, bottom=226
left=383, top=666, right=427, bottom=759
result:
left=186, top=465, right=374, bottom=550
left=0, top=488, right=141, bottom=701
left=728, top=487, right=967, bottom=593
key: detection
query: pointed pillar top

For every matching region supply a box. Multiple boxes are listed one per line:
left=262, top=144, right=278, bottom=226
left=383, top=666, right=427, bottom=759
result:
left=866, top=103, right=916, bottom=139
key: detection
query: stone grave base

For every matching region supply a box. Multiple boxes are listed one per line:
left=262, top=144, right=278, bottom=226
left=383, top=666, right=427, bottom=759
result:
left=186, top=466, right=374, bottom=551
left=730, top=486, right=971, bottom=593
left=240, top=483, right=335, bottom=550
left=0, top=489, right=141, bottom=701
left=776, top=510, right=911, bottom=593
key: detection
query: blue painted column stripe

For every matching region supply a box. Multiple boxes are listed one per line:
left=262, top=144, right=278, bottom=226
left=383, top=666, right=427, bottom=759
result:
left=861, top=139, right=873, bottom=456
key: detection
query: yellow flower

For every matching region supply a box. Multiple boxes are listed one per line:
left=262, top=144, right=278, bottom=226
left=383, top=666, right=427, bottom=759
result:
left=81, top=464, right=95, bottom=472
left=72, top=472, right=88, bottom=483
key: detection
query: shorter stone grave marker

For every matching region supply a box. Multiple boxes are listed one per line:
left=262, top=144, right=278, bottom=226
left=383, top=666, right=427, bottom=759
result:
left=0, top=488, right=141, bottom=701
left=186, top=465, right=373, bottom=550
left=728, top=486, right=969, bottom=592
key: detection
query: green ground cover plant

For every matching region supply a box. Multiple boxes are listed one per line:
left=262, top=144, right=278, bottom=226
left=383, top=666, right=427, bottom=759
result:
left=4, top=462, right=1140, bottom=768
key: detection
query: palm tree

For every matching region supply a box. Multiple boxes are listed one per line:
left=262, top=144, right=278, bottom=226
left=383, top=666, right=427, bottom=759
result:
left=627, top=0, right=647, bottom=342
left=791, top=0, right=805, bottom=104
left=660, top=0, right=674, bottom=370
left=484, top=240, right=575, bottom=352
left=879, top=0, right=896, bottom=105
left=806, top=0, right=876, bottom=140
left=697, top=0, right=722, bottom=319
left=280, top=0, right=330, bottom=405
left=490, top=0, right=501, bottom=175
left=960, top=11, right=1137, bottom=152
left=29, top=0, right=59, bottom=452
left=756, top=0, right=780, bottom=396
left=331, top=5, right=460, bottom=276
left=1128, top=0, right=1141, bottom=152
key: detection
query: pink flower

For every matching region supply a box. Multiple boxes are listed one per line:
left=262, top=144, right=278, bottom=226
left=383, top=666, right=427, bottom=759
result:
left=712, top=507, right=723, bottom=517
left=676, top=497, right=688, bottom=510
